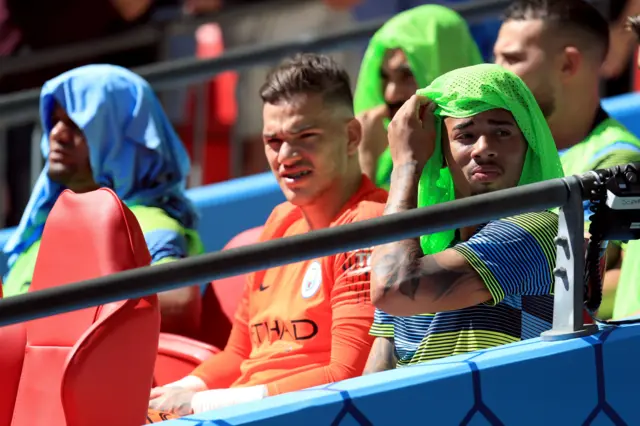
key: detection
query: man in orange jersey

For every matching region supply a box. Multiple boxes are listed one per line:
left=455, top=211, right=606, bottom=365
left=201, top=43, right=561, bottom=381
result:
left=148, top=53, right=388, bottom=416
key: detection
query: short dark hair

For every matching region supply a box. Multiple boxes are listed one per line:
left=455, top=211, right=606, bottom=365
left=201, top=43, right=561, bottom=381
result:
left=503, top=0, right=610, bottom=61
left=260, top=53, right=353, bottom=111
left=627, top=15, right=640, bottom=42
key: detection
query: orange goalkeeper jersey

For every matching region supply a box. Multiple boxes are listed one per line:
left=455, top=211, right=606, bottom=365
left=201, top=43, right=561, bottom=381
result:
left=191, top=176, right=387, bottom=395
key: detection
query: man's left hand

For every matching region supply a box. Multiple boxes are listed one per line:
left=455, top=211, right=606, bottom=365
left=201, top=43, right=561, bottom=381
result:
left=149, top=388, right=197, bottom=416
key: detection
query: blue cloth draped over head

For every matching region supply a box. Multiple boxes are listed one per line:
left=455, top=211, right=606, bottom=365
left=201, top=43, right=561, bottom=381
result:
left=3, top=64, right=198, bottom=269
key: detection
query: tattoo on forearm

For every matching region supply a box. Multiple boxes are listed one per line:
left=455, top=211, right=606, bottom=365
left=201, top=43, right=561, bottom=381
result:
left=384, top=162, right=420, bottom=214
left=393, top=161, right=420, bottom=181
left=398, top=274, right=422, bottom=300
left=419, top=255, right=473, bottom=302
left=374, top=242, right=423, bottom=298
left=374, top=244, right=474, bottom=303
left=374, top=253, right=400, bottom=295
left=375, top=160, right=480, bottom=307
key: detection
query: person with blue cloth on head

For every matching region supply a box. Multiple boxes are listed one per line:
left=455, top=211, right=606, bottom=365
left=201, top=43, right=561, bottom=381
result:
left=2, top=64, right=205, bottom=336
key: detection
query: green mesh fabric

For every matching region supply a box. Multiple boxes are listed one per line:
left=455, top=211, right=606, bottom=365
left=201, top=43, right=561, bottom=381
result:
left=352, top=4, right=483, bottom=189
left=415, top=63, right=564, bottom=254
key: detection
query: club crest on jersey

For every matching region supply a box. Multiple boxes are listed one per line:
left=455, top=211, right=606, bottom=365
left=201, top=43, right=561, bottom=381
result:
left=301, top=261, right=322, bottom=299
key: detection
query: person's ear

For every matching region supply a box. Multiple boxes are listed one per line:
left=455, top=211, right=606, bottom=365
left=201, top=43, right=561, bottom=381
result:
left=559, top=46, right=582, bottom=81
left=346, top=117, right=362, bottom=155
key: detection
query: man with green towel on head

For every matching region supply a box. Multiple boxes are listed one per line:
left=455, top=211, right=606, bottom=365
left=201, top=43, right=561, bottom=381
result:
left=354, top=4, right=483, bottom=190
left=364, top=64, right=564, bottom=373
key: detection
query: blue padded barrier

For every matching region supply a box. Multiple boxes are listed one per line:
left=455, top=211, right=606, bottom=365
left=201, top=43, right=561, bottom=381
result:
left=160, top=322, right=640, bottom=425
left=602, top=92, right=640, bottom=138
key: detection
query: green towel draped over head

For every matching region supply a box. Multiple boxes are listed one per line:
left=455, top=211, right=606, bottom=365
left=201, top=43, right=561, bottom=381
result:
left=353, top=4, right=483, bottom=189
left=415, top=63, right=564, bottom=254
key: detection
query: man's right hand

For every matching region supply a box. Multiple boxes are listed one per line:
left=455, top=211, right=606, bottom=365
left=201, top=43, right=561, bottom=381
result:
left=357, top=105, right=390, bottom=180
left=387, top=95, right=435, bottom=169
left=150, top=386, right=181, bottom=400
left=150, top=375, right=208, bottom=400
left=149, top=387, right=197, bottom=416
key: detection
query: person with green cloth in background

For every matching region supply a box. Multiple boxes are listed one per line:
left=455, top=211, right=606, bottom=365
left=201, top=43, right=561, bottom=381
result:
left=494, top=0, right=640, bottom=319
left=611, top=15, right=640, bottom=320
left=354, top=4, right=483, bottom=190
left=363, top=64, right=566, bottom=373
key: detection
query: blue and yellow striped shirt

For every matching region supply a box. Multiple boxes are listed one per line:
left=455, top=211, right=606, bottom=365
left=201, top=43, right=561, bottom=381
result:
left=370, top=211, right=557, bottom=365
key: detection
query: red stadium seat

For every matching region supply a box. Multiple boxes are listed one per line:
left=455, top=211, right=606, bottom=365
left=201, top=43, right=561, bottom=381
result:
left=200, top=226, right=264, bottom=348
left=0, top=279, right=26, bottom=426
left=0, top=323, right=25, bottom=426
left=9, top=188, right=160, bottom=426
left=152, top=226, right=264, bottom=386
left=153, top=333, right=219, bottom=386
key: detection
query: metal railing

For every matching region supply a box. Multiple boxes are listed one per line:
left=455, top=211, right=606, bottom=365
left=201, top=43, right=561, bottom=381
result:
left=0, top=169, right=605, bottom=343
